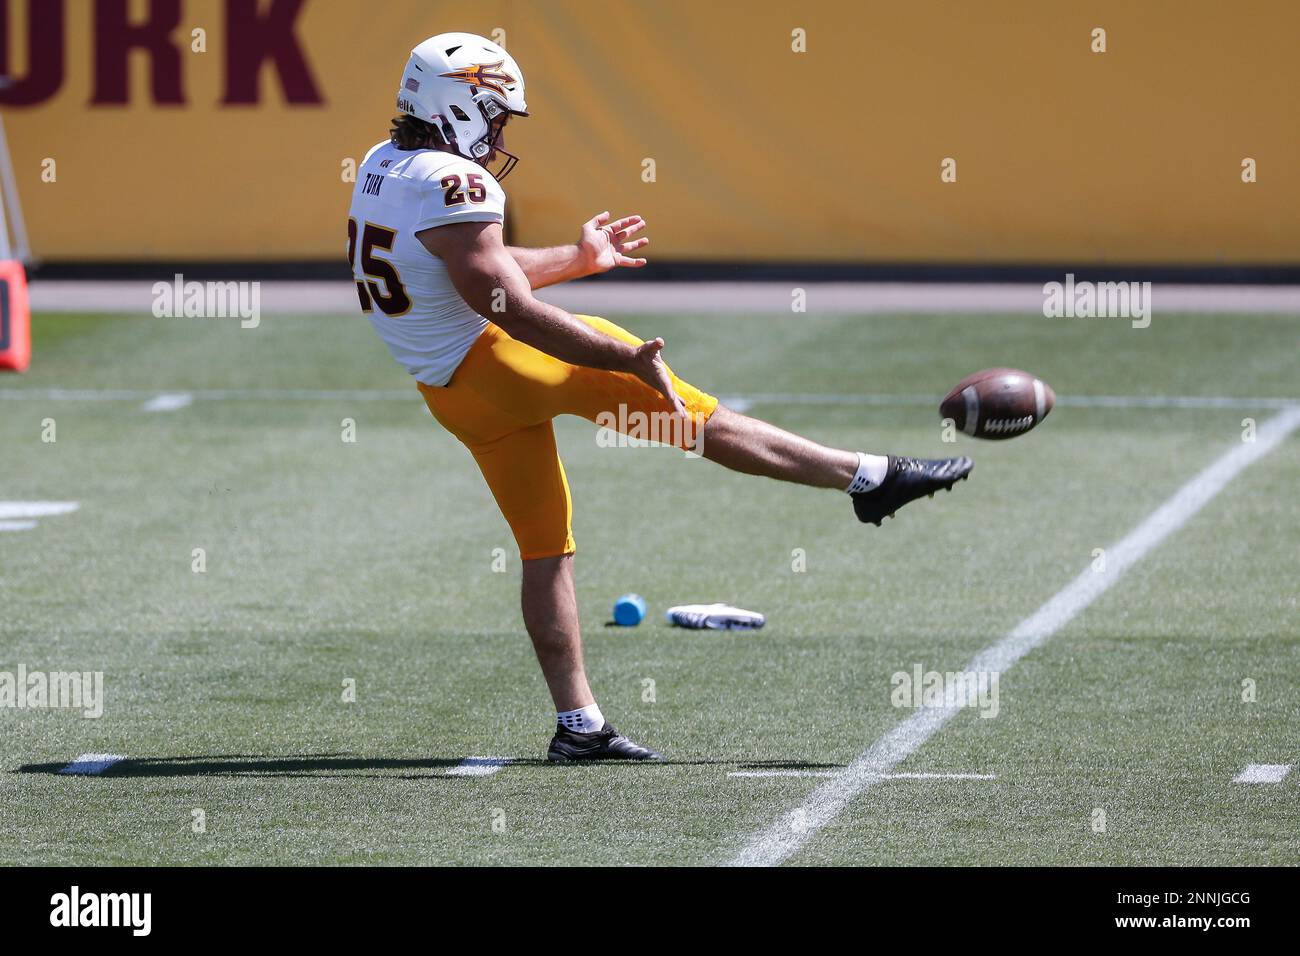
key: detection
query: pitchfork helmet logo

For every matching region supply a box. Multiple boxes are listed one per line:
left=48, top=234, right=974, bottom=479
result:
left=439, top=60, right=517, bottom=98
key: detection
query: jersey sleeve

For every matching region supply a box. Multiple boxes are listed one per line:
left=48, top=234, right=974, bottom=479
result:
left=411, top=160, right=506, bottom=233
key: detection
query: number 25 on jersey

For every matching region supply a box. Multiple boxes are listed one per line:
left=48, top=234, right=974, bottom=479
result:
left=347, top=218, right=412, bottom=317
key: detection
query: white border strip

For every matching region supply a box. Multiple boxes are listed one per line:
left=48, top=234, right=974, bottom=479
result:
left=58, top=753, right=126, bottom=776
left=1232, top=763, right=1292, bottom=784
left=141, top=392, right=193, bottom=412
left=729, top=406, right=1300, bottom=866
left=445, top=756, right=510, bottom=777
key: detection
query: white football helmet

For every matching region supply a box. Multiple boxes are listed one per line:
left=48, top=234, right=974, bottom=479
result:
left=396, top=32, right=528, bottom=179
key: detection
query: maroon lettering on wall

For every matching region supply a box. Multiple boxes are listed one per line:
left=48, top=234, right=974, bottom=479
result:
left=91, top=0, right=184, bottom=105
left=222, top=0, right=322, bottom=105
left=0, top=0, right=65, bottom=106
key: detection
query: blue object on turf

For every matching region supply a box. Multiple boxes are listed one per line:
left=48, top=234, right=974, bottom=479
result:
left=613, top=593, right=647, bottom=626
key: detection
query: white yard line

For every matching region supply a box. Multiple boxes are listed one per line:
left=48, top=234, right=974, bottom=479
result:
left=728, top=770, right=995, bottom=780
left=0, top=501, right=78, bottom=532
left=729, top=770, right=840, bottom=779
left=444, top=756, right=511, bottom=777
left=870, top=772, right=996, bottom=780
left=1232, top=764, right=1292, bottom=784
left=729, top=405, right=1300, bottom=867
left=0, top=387, right=412, bottom=402
left=28, top=280, right=1300, bottom=315
left=58, top=753, right=126, bottom=776
left=0, top=501, right=79, bottom=519
left=0, top=387, right=1295, bottom=411
left=140, top=392, right=193, bottom=412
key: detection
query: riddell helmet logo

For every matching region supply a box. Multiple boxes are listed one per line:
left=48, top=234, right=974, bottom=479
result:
left=439, top=60, right=515, bottom=96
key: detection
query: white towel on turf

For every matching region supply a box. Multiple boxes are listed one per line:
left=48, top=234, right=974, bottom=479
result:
left=665, top=603, right=765, bottom=630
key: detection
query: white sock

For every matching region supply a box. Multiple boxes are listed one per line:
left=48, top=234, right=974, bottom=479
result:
left=846, top=452, right=890, bottom=494
left=557, top=703, right=605, bottom=733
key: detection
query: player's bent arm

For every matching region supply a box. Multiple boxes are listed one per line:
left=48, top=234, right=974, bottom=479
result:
left=505, top=212, right=649, bottom=290
left=417, top=222, right=686, bottom=414
left=420, top=222, right=629, bottom=368
left=506, top=244, right=586, bottom=290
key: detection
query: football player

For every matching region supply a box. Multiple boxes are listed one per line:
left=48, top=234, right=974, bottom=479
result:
left=347, top=32, right=973, bottom=762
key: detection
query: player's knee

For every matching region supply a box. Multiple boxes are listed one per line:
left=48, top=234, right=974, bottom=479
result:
left=520, top=552, right=574, bottom=574
left=516, top=531, right=576, bottom=563
left=702, top=402, right=740, bottom=439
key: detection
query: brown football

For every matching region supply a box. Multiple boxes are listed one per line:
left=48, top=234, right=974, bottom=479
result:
left=939, top=368, right=1055, bottom=440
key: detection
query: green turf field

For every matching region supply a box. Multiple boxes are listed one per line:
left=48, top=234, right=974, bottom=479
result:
left=2, top=306, right=1298, bottom=865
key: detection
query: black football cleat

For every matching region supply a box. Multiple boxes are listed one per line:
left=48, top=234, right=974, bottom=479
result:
left=853, top=455, right=973, bottom=526
left=546, top=723, right=664, bottom=763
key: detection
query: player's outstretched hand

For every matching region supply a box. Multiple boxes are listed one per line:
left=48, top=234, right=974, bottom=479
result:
left=580, top=211, right=649, bottom=274
left=629, top=337, right=687, bottom=420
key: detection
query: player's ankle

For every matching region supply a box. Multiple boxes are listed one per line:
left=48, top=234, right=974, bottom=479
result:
left=846, top=452, right=890, bottom=494
left=557, top=702, right=605, bottom=733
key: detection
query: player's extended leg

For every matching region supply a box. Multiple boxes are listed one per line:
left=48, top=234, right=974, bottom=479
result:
left=541, top=315, right=974, bottom=525
left=699, top=403, right=972, bottom=524
left=700, top=403, right=858, bottom=488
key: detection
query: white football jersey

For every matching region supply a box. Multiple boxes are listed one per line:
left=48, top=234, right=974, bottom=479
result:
left=346, top=140, right=506, bottom=386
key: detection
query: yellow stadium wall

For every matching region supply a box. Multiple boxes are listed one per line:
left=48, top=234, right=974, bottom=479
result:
left=2, top=0, right=1297, bottom=264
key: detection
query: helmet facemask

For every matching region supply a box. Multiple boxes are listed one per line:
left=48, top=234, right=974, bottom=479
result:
left=475, top=99, right=520, bottom=180
left=437, top=94, right=521, bottom=179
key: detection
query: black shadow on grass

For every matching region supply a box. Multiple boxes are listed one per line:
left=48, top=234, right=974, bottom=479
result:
left=14, top=754, right=537, bottom=778
left=14, top=754, right=844, bottom=778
